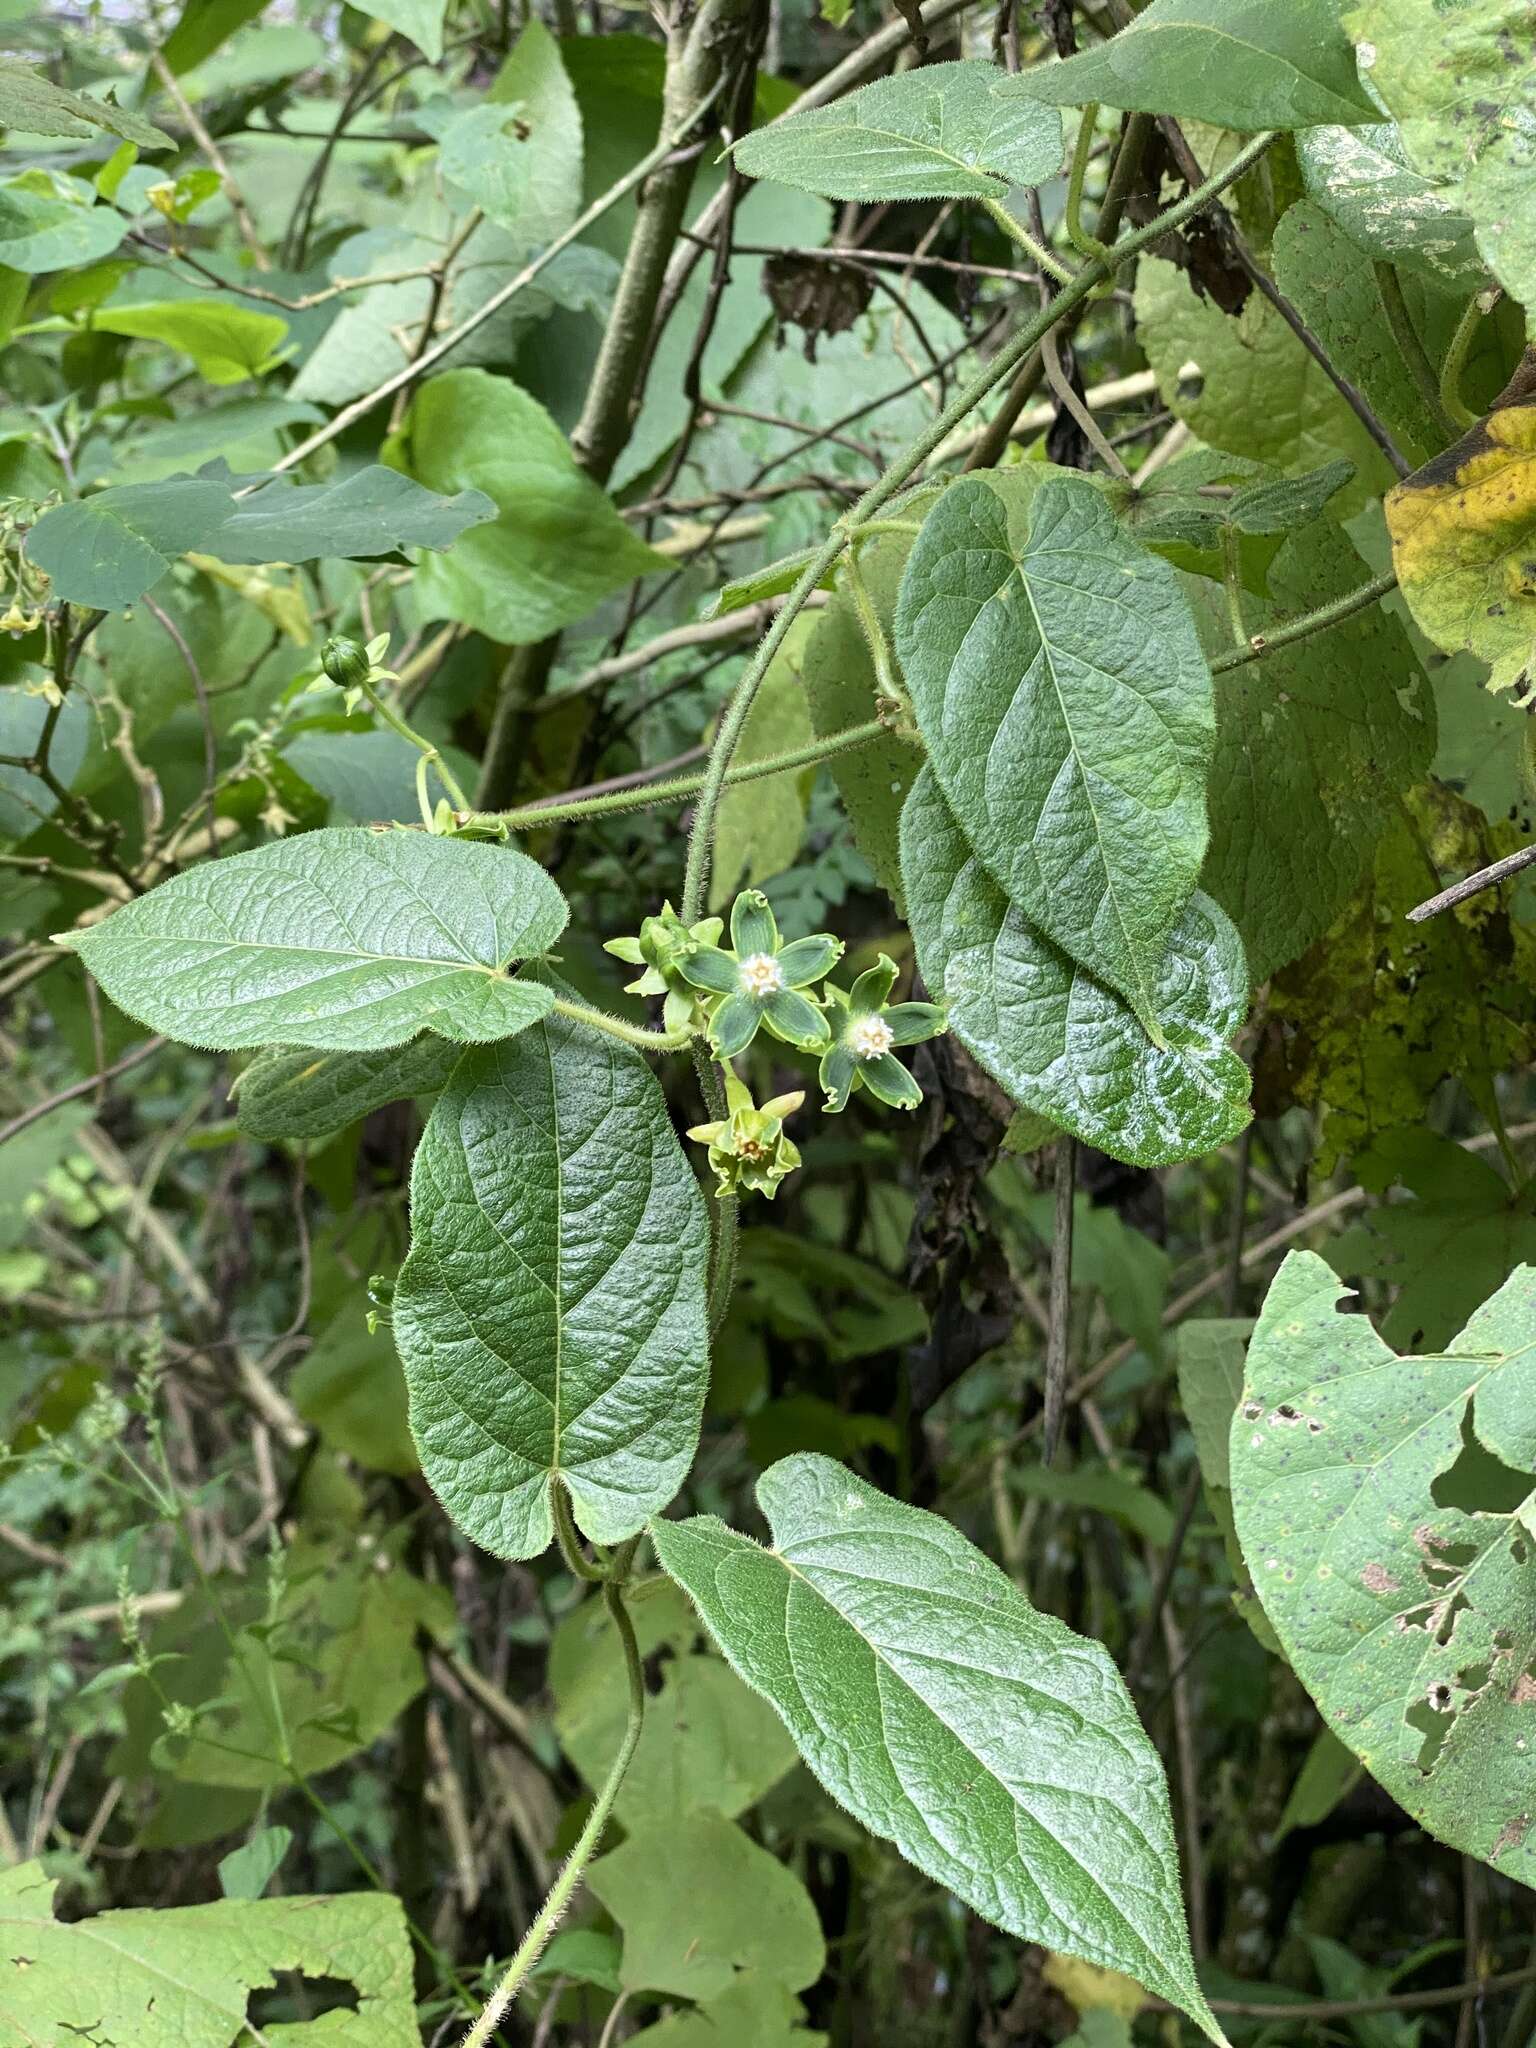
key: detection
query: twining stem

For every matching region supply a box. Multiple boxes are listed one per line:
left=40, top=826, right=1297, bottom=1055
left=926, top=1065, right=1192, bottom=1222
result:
left=679, top=127, right=1279, bottom=924
left=1064, top=104, right=1109, bottom=260
left=354, top=669, right=472, bottom=814
left=550, top=1479, right=609, bottom=1582
left=1440, top=288, right=1494, bottom=432
left=1373, top=260, right=1459, bottom=447
left=1210, top=567, right=1399, bottom=674
left=460, top=1575, right=645, bottom=2048
left=983, top=196, right=1074, bottom=283
left=477, top=717, right=889, bottom=833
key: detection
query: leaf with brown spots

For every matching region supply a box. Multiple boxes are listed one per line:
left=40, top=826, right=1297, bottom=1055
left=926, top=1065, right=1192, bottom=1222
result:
left=1231, top=1250, right=1536, bottom=1887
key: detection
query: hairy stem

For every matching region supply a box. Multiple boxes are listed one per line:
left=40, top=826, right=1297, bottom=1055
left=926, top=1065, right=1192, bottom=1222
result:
left=1210, top=567, right=1399, bottom=675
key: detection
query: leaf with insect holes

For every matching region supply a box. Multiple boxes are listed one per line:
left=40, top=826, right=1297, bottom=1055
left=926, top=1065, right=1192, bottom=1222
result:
left=394, top=1010, right=711, bottom=1560
left=58, top=828, right=567, bottom=1052
left=1230, top=1251, right=1536, bottom=1887
left=653, top=1454, right=1225, bottom=2039
left=896, top=471, right=1215, bottom=1026
left=901, top=767, right=1250, bottom=1168
left=0, top=1863, right=418, bottom=2046
left=732, top=60, right=1063, bottom=203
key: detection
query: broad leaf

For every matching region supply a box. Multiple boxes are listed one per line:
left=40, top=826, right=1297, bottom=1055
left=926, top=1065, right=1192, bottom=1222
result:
left=1384, top=391, right=1536, bottom=696
left=0, top=58, right=171, bottom=150
left=1230, top=1250, right=1536, bottom=1886
left=998, top=0, right=1378, bottom=130
left=92, top=299, right=290, bottom=385
left=160, top=0, right=271, bottom=76
left=653, top=1453, right=1222, bottom=2037
left=1346, top=0, right=1536, bottom=328
left=209, top=466, right=497, bottom=566
left=59, top=827, right=568, bottom=1051
left=1200, top=521, right=1436, bottom=982
left=625, top=1972, right=823, bottom=2048
left=387, top=368, right=667, bottom=644
left=0, top=177, right=126, bottom=270
left=348, top=0, right=445, bottom=60
left=1295, top=123, right=1485, bottom=291
left=896, top=471, right=1215, bottom=1023
left=24, top=478, right=235, bottom=609
left=233, top=1038, right=462, bottom=1142
left=588, top=1810, right=825, bottom=2001
left=393, top=1015, right=711, bottom=1559
left=0, top=690, right=90, bottom=843
left=902, top=767, right=1251, bottom=1168
left=0, top=1864, right=418, bottom=2047
left=442, top=21, right=582, bottom=242
left=732, top=60, right=1063, bottom=202
left=710, top=612, right=816, bottom=909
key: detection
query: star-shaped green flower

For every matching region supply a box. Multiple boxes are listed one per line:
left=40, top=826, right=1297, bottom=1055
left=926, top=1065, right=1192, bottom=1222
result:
left=819, top=955, right=946, bottom=1113
left=679, top=890, right=842, bottom=1059
left=604, top=902, right=723, bottom=1037
left=687, top=1076, right=805, bottom=1201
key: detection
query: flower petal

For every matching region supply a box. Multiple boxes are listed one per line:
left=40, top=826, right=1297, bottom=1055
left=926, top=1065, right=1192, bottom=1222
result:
left=848, top=953, right=899, bottom=1017
left=859, top=1052, right=922, bottom=1111
left=884, top=1001, right=947, bottom=1047
left=678, top=943, right=740, bottom=995
left=730, top=889, right=778, bottom=960
left=776, top=932, right=843, bottom=989
left=819, top=1042, right=858, bottom=1113
left=762, top=987, right=830, bottom=1049
left=709, top=991, right=763, bottom=1058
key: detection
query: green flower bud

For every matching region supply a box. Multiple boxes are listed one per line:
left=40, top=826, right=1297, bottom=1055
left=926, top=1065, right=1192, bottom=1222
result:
left=687, top=1076, right=805, bottom=1201
left=320, top=635, right=371, bottom=690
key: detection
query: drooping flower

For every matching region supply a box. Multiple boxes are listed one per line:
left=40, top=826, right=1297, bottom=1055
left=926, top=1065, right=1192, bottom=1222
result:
left=819, top=955, right=946, bottom=1113
left=678, top=890, right=841, bottom=1058
left=687, top=1074, right=805, bottom=1200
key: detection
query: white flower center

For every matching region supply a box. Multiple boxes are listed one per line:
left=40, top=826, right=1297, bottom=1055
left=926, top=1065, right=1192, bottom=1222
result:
left=739, top=952, right=783, bottom=997
left=851, top=1015, right=894, bottom=1061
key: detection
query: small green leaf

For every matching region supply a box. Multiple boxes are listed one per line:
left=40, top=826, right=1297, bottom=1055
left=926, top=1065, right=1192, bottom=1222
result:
left=654, top=1455, right=1222, bottom=2037
left=394, top=1014, right=711, bottom=1559
left=292, top=1303, right=419, bottom=1476
left=387, top=369, right=667, bottom=644
left=0, top=176, right=126, bottom=270
left=160, top=0, right=271, bottom=78
left=0, top=58, right=172, bottom=151
left=0, top=1863, right=418, bottom=2045
left=1230, top=1251, right=1536, bottom=1886
left=212, top=466, right=497, bottom=567
left=348, top=0, right=445, bottom=60
left=233, top=1038, right=462, bottom=1143
left=442, top=21, right=582, bottom=242
left=588, top=1810, right=825, bottom=2000
left=902, top=767, right=1250, bottom=1168
left=24, top=479, right=236, bottom=610
left=710, top=613, right=816, bottom=908
left=217, top=1824, right=293, bottom=1902
left=60, top=827, right=568, bottom=1051
left=897, top=471, right=1216, bottom=1024
left=0, top=691, right=91, bottom=843
left=732, top=60, right=1063, bottom=202
left=1175, top=1318, right=1252, bottom=1494
left=998, top=0, right=1379, bottom=129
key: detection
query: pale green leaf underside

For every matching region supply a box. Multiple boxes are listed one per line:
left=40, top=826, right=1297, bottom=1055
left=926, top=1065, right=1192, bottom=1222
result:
left=902, top=767, right=1250, bottom=1167
left=999, top=0, right=1379, bottom=129
left=61, top=827, right=568, bottom=1052
left=232, top=1037, right=463, bottom=1142
left=394, top=1015, right=711, bottom=1560
left=1295, top=123, right=1485, bottom=290
left=1230, top=1251, right=1536, bottom=1887
left=732, top=60, right=1063, bottom=202
left=653, top=1453, right=1221, bottom=2039
left=896, top=471, right=1214, bottom=1026
left=0, top=1861, right=418, bottom=2047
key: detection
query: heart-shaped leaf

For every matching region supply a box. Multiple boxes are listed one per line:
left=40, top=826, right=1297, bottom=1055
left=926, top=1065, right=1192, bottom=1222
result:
left=896, top=471, right=1214, bottom=1024
left=1230, top=1251, right=1536, bottom=1887
left=60, top=828, right=567, bottom=1051
left=653, top=1453, right=1224, bottom=2040
left=394, top=1015, right=711, bottom=1559
left=901, top=766, right=1249, bottom=1166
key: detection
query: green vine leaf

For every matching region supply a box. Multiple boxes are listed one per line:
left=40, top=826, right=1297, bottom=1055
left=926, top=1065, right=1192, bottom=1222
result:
left=731, top=60, right=1063, bottom=202
left=997, top=0, right=1379, bottom=130
left=0, top=1864, right=419, bottom=2046
left=59, top=828, right=568, bottom=1051
left=394, top=1013, right=711, bottom=1559
left=902, top=767, right=1250, bottom=1167
left=232, top=1038, right=463, bottom=1143
left=896, top=471, right=1215, bottom=1026
left=1229, top=1250, right=1536, bottom=1887
left=653, top=1453, right=1225, bottom=2040
left=1295, top=123, right=1486, bottom=291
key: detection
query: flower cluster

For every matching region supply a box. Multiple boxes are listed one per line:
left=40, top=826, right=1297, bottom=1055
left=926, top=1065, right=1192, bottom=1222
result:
left=608, top=890, right=947, bottom=1201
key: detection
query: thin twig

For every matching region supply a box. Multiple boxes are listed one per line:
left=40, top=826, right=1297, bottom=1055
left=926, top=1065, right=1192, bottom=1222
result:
left=1042, top=1138, right=1075, bottom=1463
left=1407, top=840, right=1536, bottom=923
left=0, top=1037, right=166, bottom=1149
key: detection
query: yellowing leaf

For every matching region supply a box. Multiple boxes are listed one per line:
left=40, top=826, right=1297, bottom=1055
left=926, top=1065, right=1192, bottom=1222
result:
left=1385, top=391, right=1536, bottom=697
left=1043, top=1953, right=1148, bottom=2022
